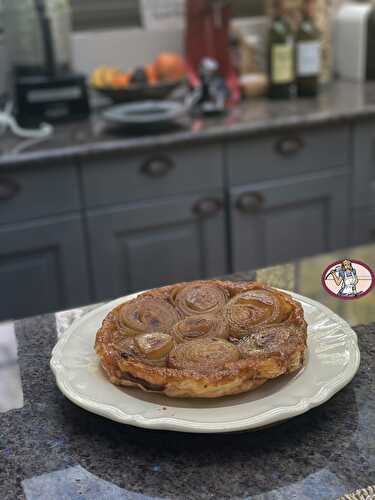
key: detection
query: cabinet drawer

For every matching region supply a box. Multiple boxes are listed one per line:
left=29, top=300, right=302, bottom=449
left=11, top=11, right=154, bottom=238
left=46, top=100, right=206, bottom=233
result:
left=82, top=145, right=223, bottom=209
left=226, top=125, right=350, bottom=186
left=0, top=163, right=80, bottom=225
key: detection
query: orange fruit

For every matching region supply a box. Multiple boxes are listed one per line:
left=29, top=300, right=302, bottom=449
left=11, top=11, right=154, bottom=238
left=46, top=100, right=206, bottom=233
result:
left=111, top=73, right=131, bottom=89
left=103, top=67, right=122, bottom=87
left=145, top=64, right=158, bottom=85
left=154, top=53, right=186, bottom=82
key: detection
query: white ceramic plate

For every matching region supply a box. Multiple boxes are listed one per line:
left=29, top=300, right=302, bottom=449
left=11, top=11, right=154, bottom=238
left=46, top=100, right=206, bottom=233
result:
left=50, top=290, right=360, bottom=433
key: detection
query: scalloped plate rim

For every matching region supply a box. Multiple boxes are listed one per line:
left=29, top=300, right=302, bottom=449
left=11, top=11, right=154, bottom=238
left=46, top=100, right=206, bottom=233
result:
left=50, top=289, right=360, bottom=433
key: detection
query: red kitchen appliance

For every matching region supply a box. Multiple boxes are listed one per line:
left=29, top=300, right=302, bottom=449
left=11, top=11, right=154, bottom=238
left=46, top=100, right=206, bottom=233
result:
left=185, top=0, right=240, bottom=104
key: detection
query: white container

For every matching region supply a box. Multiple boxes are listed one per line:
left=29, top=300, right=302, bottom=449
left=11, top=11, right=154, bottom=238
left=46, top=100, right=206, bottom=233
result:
left=333, top=2, right=373, bottom=81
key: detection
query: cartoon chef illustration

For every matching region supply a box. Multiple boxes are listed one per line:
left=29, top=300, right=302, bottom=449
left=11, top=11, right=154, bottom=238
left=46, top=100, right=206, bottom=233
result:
left=326, top=259, right=359, bottom=297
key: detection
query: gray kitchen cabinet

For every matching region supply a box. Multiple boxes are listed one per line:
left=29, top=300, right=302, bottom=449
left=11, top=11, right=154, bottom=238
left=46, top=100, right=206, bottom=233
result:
left=352, top=119, right=375, bottom=209
left=0, top=112, right=366, bottom=321
left=0, top=215, right=90, bottom=320
left=230, top=170, right=349, bottom=271
left=86, top=191, right=227, bottom=301
left=351, top=207, right=375, bottom=246
left=0, top=162, right=80, bottom=226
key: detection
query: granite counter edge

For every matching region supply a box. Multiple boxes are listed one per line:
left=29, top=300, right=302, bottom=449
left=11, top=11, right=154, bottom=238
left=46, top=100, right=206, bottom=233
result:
left=0, top=107, right=374, bottom=170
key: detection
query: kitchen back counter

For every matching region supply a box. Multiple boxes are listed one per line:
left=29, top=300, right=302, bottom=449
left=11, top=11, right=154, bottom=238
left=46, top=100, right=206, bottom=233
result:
left=1, top=81, right=375, bottom=168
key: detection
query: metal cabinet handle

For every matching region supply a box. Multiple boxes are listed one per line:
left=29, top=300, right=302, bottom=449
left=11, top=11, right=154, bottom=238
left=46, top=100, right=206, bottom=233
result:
left=276, top=136, right=304, bottom=156
left=193, top=197, right=223, bottom=218
left=0, top=176, right=20, bottom=201
left=141, top=156, right=174, bottom=178
left=236, top=192, right=264, bottom=213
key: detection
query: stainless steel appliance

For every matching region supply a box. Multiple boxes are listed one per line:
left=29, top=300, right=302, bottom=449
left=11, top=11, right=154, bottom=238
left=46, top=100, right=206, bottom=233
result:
left=3, top=0, right=90, bottom=123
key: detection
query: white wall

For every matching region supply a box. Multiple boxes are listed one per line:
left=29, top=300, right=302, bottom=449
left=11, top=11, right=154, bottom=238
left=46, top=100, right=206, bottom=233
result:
left=0, top=27, right=184, bottom=97
left=72, top=27, right=183, bottom=75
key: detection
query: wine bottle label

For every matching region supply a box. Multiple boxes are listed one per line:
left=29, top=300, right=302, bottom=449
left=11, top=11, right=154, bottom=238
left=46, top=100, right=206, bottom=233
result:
left=297, top=41, right=320, bottom=77
left=271, top=44, right=294, bottom=84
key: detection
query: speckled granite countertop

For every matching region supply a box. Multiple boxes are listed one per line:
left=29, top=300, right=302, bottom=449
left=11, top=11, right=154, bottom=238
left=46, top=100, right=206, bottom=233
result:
left=2, top=80, right=375, bottom=168
left=1, top=243, right=375, bottom=500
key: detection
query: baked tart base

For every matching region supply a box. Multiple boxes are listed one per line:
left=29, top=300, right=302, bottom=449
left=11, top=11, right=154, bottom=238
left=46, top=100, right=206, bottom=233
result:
left=95, top=280, right=307, bottom=398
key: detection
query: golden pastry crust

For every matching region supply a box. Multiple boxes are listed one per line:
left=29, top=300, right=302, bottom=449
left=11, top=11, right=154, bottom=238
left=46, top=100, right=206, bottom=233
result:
left=95, top=280, right=307, bottom=398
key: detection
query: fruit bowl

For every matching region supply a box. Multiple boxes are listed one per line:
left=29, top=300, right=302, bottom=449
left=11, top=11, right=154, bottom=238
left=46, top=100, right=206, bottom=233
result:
left=94, top=79, right=185, bottom=103
left=91, top=53, right=187, bottom=103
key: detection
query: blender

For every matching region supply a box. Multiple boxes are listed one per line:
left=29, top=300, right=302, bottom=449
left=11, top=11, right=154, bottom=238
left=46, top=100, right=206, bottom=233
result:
left=3, top=0, right=90, bottom=124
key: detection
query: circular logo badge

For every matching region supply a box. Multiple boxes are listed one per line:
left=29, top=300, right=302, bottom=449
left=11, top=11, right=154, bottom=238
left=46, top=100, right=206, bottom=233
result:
left=322, top=259, right=375, bottom=300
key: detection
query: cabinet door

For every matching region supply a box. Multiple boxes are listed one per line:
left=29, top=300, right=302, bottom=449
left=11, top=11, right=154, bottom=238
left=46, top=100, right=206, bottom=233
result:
left=230, top=171, right=349, bottom=271
left=352, top=119, right=375, bottom=209
left=0, top=216, right=90, bottom=321
left=87, top=192, right=227, bottom=301
left=351, top=207, right=375, bottom=246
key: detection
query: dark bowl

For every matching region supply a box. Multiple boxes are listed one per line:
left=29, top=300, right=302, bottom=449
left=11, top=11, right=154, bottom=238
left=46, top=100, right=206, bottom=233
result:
left=93, top=79, right=185, bottom=103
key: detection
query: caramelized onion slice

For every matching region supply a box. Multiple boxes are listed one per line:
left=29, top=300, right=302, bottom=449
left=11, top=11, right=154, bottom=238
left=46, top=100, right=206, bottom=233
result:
left=115, top=297, right=180, bottom=336
left=168, top=338, right=240, bottom=371
left=118, top=333, right=173, bottom=368
left=224, top=289, right=293, bottom=338
left=236, top=325, right=300, bottom=358
left=110, top=333, right=136, bottom=354
left=170, top=283, right=230, bottom=317
left=171, top=315, right=229, bottom=343
left=135, top=332, right=174, bottom=360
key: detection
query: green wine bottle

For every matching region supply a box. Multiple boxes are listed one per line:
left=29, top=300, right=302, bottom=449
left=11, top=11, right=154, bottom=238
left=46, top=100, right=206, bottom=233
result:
left=296, top=0, right=321, bottom=97
left=268, top=0, right=295, bottom=99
